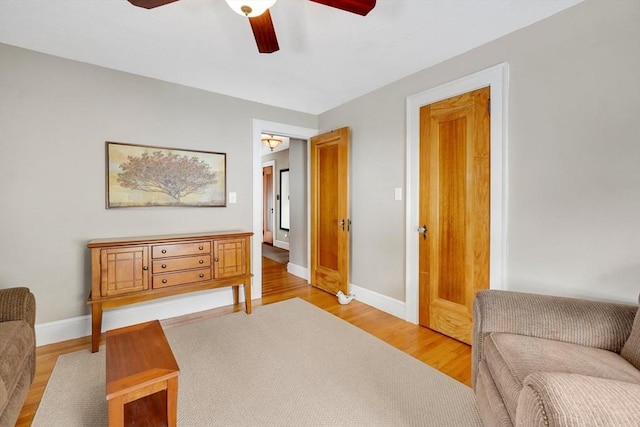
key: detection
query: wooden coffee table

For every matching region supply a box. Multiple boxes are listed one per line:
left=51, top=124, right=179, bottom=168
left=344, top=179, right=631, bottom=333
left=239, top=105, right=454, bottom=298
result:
left=106, top=320, right=180, bottom=427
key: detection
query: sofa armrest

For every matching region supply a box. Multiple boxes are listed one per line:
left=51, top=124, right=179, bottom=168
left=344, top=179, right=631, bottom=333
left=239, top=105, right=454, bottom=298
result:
left=472, top=290, right=636, bottom=388
left=0, top=287, right=36, bottom=327
left=516, top=372, right=640, bottom=426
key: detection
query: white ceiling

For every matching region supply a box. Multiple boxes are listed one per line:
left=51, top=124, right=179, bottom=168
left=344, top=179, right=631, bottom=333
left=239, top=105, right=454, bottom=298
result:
left=0, top=0, right=581, bottom=115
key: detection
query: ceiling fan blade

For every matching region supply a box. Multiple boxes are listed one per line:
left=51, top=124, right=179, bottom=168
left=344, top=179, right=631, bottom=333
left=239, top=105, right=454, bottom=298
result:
left=248, top=10, right=280, bottom=54
left=127, top=0, right=179, bottom=9
left=309, top=0, right=376, bottom=16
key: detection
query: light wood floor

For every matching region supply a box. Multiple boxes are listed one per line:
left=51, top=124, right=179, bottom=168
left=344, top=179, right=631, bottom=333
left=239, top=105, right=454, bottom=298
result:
left=15, top=256, right=471, bottom=426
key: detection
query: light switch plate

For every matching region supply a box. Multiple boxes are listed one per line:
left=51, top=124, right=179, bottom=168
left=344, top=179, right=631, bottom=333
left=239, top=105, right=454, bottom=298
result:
left=229, top=192, right=237, bottom=204
left=394, top=187, right=402, bottom=201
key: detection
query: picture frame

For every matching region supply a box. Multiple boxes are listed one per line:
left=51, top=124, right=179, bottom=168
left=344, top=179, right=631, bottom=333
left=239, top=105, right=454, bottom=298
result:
left=106, top=141, right=226, bottom=208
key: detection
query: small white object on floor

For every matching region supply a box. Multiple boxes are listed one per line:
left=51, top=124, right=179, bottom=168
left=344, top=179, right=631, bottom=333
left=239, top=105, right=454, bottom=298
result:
left=337, top=291, right=355, bottom=305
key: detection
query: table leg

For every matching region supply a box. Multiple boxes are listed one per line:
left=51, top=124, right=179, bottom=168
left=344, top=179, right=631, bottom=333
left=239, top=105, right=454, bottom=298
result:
left=166, top=377, right=179, bottom=427
left=91, top=302, right=103, bottom=353
left=108, top=396, right=125, bottom=427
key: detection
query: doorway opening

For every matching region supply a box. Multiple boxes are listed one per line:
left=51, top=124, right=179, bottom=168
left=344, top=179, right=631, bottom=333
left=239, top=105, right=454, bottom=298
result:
left=252, top=120, right=318, bottom=300
left=261, top=138, right=290, bottom=296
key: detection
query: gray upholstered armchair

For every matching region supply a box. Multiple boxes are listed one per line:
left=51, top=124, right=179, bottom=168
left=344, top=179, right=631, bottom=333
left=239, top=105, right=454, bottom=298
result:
left=472, top=289, right=640, bottom=426
left=0, top=287, right=36, bottom=427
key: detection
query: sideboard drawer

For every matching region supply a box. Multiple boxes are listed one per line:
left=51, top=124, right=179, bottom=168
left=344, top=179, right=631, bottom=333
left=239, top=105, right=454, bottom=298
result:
left=152, top=255, right=211, bottom=273
left=152, top=269, right=212, bottom=289
left=152, top=241, right=211, bottom=258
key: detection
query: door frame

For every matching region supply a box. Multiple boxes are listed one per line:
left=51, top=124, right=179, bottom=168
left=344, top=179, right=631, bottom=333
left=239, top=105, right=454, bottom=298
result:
left=252, top=119, right=318, bottom=300
left=405, top=63, right=510, bottom=324
left=261, top=160, right=276, bottom=244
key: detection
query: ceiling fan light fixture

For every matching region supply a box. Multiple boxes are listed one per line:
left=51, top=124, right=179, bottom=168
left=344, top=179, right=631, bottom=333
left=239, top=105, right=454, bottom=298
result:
left=262, top=134, right=283, bottom=151
left=225, top=0, right=277, bottom=18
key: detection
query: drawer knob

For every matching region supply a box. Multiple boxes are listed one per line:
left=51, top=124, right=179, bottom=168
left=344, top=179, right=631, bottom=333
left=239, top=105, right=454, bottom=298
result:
left=199, top=260, right=204, bottom=264
left=199, top=273, right=205, bottom=278
left=162, top=279, right=168, bottom=284
left=162, top=264, right=167, bottom=269
left=142, top=266, right=148, bottom=271
left=199, top=246, right=204, bottom=250
left=162, top=249, right=167, bottom=254
left=214, top=258, right=219, bottom=262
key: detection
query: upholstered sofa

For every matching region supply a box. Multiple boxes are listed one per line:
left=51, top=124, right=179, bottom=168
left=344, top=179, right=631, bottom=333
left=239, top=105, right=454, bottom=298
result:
left=0, top=287, right=36, bottom=427
left=472, top=289, right=640, bottom=426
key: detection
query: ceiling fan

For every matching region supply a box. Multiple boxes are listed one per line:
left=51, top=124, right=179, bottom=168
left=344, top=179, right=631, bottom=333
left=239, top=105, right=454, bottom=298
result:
left=127, top=0, right=376, bottom=54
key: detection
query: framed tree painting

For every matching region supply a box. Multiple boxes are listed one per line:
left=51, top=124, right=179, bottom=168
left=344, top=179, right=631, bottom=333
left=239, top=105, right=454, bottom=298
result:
left=106, top=142, right=226, bottom=208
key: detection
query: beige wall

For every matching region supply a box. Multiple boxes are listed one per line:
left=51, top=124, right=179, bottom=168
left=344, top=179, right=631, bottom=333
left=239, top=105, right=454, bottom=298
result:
left=288, top=138, right=308, bottom=268
left=319, top=0, right=639, bottom=304
left=0, top=44, right=316, bottom=323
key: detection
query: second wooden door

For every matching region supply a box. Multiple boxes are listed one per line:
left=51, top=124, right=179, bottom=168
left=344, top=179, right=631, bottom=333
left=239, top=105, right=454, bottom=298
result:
left=419, top=87, right=491, bottom=344
left=262, top=165, right=274, bottom=244
left=310, top=127, right=350, bottom=295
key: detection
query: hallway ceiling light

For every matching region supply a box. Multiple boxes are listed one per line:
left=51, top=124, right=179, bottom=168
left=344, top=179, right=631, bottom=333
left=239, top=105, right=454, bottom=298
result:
left=262, top=134, right=283, bottom=151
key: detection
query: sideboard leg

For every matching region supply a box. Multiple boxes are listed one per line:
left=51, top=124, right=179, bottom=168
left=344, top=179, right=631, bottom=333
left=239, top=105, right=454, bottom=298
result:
left=244, top=280, right=252, bottom=314
left=91, top=303, right=103, bottom=353
left=232, top=285, right=239, bottom=306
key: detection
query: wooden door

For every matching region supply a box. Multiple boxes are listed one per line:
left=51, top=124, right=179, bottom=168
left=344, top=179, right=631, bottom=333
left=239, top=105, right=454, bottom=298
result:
left=262, top=165, right=274, bottom=244
left=419, top=87, right=490, bottom=344
left=310, top=127, right=350, bottom=295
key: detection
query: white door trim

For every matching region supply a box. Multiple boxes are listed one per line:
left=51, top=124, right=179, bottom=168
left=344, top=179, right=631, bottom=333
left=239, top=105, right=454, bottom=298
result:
left=261, top=160, right=276, bottom=244
left=253, top=120, right=318, bottom=299
left=405, top=63, right=510, bottom=324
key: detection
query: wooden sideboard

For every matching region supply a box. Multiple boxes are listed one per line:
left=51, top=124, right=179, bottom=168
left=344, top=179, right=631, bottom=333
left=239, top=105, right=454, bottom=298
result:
left=87, top=231, right=253, bottom=352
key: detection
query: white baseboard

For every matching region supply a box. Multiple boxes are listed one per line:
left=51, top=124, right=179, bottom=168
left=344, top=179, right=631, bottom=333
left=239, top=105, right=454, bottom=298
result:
left=282, top=265, right=405, bottom=320
left=274, top=240, right=289, bottom=250
left=349, top=283, right=406, bottom=320
left=35, top=276, right=406, bottom=347
left=287, top=263, right=309, bottom=280
left=35, top=287, right=247, bottom=346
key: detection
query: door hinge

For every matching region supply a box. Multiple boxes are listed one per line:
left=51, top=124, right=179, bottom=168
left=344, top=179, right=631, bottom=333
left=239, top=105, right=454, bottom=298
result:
left=487, top=98, right=491, bottom=116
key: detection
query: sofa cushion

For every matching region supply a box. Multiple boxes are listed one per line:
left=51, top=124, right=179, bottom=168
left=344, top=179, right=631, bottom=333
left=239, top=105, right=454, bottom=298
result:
left=517, top=372, right=640, bottom=426
left=621, top=297, right=640, bottom=370
left=0, top=376, right=6, bottom=422
left=0, top=368, right=31, bottom=427
left=0, top=320, right=35, bottom=416
left=483, top=332, right=640, bottom=421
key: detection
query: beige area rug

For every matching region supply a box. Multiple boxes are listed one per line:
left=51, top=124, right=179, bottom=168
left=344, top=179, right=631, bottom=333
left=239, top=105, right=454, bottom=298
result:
left=33, top=298, right=481, bottom=426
